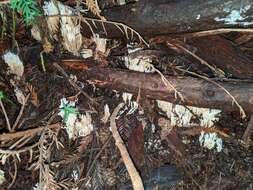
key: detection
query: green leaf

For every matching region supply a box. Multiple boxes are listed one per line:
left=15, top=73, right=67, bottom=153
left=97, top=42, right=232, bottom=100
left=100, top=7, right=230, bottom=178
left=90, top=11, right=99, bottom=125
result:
left=0, top=91, right=15, bottom=105
left=61, top=104, right=79, bottom=124
left=10, top=0, right=41, bottom=24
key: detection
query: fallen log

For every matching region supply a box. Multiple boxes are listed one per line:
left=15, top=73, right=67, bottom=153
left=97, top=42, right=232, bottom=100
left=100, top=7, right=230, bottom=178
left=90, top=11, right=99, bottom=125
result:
left=61, top=62, right=253, bottom=114
left=99, top=0, right=253, bottom=37
left=186, top=36, right=253, bottom=78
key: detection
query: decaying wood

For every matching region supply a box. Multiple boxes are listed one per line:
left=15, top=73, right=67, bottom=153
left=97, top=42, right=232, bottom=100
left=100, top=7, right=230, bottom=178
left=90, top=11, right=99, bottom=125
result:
left=99, top=0, right=253, bottom=37
left=186, top=36, right=253, bottom=78
left=64, top=64, right=253, bottom=113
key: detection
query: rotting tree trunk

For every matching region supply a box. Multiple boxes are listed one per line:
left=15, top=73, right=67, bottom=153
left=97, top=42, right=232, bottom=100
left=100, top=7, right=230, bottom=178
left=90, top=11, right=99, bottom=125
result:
left=186, top=36, right=253, bottom=79
left=99, top=0, right=253, bottom=37
left=68, top=65, right=253, bottom=113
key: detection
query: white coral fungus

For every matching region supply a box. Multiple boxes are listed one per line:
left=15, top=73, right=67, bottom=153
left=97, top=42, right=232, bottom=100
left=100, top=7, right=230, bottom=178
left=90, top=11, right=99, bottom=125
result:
left=58, top=98, right=93, bottom=139
left=199, top=131, right=223, bottom=152
left=157, top=100, right=221, bottom=128
left=0, top=169, right=5, bottom=185
left=2, top=51, right=24, bottom=78
left=43, top=0, right=82, bottom=55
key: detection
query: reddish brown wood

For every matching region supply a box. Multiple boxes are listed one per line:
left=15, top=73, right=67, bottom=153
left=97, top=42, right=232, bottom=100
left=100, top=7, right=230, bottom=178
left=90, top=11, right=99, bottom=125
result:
left=74, top=66, right=253, bottom=114
left=186, top=36, right=253, bottom=79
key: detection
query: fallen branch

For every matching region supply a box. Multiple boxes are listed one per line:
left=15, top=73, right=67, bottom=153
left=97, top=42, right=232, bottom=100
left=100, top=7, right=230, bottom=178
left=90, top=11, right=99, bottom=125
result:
left=110, top=103, right=144, bottom=190
left=0, top=124, right=61, bottom=141
left=62, top=63, right=253, bottom=113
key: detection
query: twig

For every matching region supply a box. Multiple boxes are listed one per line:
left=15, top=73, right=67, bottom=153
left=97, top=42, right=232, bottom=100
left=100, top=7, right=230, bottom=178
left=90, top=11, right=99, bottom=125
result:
left=242, top=113, right=253, bottom=146
left=187, top=28, right=253, bottom=37
left=45, top=14, right=149, bottom=47
left=53, top=62, right=98, bottom=105
left=0, top=124, right=61, bottom=141
left=85, top=135, right=112, bottom=177
left=167, top=42, right=225, bottom=78
left=110, top=103, right=144, bottom=190
left=7, top=157, right=17, bottom=189
left=153, top=67, right=184, bottom=101
left=0, top=99, right=11, bottom=131
left=12, top=93, right=30, bottom=131
left=0, top=142, right=40, bottom=154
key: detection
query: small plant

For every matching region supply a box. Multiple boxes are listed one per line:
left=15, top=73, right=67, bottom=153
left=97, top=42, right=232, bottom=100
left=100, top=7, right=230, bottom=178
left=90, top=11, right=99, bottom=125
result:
left=0, top=90, right=14, bottom=105
left=10, top=0, right=41, bottom=24
left=0, top=90, right=14, bottom=131
left=60, top=103, right=79, bottom=124
left=58, top=98, right=79, bottom=124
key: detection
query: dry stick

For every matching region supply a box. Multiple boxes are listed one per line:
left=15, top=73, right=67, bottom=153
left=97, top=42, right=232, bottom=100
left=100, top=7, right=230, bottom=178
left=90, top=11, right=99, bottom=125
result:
left=110, top=103, right=144, bottom=190
left=85, top=135, right=112, bottom=177
left=0, top=99, right=11, bottom=131
left=9, top=135, right=28, bottom=150
left=242, top=113, right=253, bottom=146
left=7, top=157, right=17, bottom=189
left=188, top=28, right=253, bottom=37
left=167, top=42, right=225, bottom=78
left=153, top=67, right=184, bottom=101
left=0, top=141, right=40, bottom=154
left=53, top=62, right=98, bottom=105
left=12, top=93, right=30, bottom=131
left=45, top=14, right=149, bottom=47
left=0, top=124, right=61, bottom=141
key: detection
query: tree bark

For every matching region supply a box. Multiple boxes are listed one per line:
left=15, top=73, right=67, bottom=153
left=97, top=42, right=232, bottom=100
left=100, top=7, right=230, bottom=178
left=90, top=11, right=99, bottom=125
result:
left=186, top=36, right=253, bottom=78
left=73, top=66, right=253, bottom=114
left=100, top=0, right=253, bottom=37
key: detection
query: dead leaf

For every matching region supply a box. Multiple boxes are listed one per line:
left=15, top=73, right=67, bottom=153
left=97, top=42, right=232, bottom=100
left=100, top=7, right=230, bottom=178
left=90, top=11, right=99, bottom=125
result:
left=27, top=84, right=39, bottom=107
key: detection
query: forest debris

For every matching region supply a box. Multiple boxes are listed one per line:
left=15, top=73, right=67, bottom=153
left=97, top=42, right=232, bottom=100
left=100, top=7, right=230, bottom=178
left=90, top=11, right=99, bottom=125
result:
left=80, top=48, right=93, bottom=59
left=101, top=104, right=110, bottom=123
left=0, top=124, right=61, bottom=141
left=159, top=118, right=185, bottom=157
left=43, top=0, right=59, bottom=38
left=127, top=120, right=144, bottom=169
left=78, top=135, right=93, bottom=153
left=58, top=2, right=82, bottom=56
left=110, top=103, right=144, bottom=190
left=2, top=51, right=24, bottom=79
left=199, top=131, right=223, bottom=152
left=93, top=34, right=107, bottom=54
left=26, top=84, right=39, bottom=107
left=121, top=92, right=138, bottom=115
left=124, top=44, right=155, bottom=73
left=58, top=97, right=93, bottom=139
left=31, top=25, right=42, bottom=41
left=75, top=113, right=94, bottom=137
left=14, top=88, right=26, bottom=105
left=0, top=169, right=5, bottom=185
left=43, top=0, right=82, bottom=55
left=242, top=113, right=253, bottom=146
